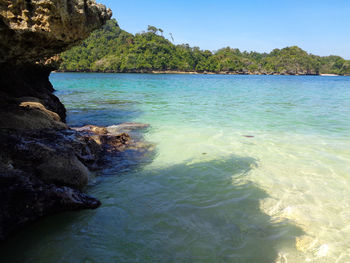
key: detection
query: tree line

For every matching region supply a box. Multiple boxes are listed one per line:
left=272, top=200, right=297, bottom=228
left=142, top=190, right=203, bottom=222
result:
left=59, top=19, right=350, bottom=75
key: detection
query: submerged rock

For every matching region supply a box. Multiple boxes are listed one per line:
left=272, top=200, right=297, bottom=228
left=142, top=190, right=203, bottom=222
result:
left=72, top=124, right=132, bottom=152
left=73, top=124, right=108, bottom=135
left=107, top=122, right=150, bottom=134
left=72, top=123, right=155, bottom=154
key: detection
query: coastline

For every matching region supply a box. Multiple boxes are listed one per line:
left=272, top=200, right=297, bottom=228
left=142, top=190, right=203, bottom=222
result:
left=54, top=69, right=347, bottom=76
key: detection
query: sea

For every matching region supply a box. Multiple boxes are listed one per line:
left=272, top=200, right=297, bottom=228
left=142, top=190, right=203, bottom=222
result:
left=2, top=73, right=350, bottom=263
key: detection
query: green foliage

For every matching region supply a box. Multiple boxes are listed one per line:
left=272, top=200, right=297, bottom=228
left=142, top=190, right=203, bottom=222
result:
left=60, top=19, right=350, bottom=75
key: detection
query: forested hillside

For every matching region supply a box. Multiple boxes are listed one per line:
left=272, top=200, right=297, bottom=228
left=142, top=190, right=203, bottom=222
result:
left=60, top=19, right=350, bottom=75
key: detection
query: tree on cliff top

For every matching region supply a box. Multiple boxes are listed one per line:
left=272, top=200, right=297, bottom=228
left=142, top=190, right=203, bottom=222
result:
left=60, top=19, right=350, bottom=75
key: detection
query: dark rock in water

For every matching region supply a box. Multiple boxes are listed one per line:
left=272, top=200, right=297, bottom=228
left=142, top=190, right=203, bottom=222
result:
left=72, top=124, right=156, bottom=172
left=0, top=0, right=112, bottom=241
left=0, top=124, right=136, bottom=241
left=36, top=153, right=91, bottom=189
left=0, top=170, right=100, bottom=241
left=0, top=121, right=153, bottom=241
left=0, top=130, right=100, bottom=186
left=243, top=135, right=255, bottom=138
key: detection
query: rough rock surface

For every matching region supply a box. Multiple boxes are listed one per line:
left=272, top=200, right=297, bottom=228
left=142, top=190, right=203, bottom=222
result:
left=0, top=0, right=112, bottom=66
left=0, top=0, right=112, bottom=241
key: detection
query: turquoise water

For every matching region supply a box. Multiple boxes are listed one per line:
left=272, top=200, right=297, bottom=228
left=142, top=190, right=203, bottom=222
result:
left=2, top=73, right=350, bottom=262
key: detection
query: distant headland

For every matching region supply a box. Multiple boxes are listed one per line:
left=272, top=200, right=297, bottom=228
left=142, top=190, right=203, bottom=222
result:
left=59, top=19, right=350, bottom=76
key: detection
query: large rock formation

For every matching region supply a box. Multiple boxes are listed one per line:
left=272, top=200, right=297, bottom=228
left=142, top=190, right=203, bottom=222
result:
left=0, top=0, right=112, bottom=121
left=0, top=0, right=113, bottom=240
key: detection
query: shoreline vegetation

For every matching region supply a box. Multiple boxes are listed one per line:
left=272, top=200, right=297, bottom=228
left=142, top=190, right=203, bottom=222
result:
left=60, top=19, right=350, bottom=76
left=54, top=69, right=344, bottom=76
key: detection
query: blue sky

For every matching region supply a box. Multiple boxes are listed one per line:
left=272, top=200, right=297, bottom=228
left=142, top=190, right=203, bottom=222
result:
left=98, top=0, right=350, bottom=58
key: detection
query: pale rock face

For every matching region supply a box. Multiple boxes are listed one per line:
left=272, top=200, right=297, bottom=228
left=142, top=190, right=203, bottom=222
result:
left=0, top=0, right=112, bottom=66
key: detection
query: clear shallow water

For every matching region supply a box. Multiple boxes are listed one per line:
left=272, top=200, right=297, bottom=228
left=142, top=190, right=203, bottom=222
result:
left=2, top=73, right=350, bottom=262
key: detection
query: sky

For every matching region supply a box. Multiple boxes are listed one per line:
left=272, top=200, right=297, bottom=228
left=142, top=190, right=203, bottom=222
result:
left=98, top=0, right=350, bottom=58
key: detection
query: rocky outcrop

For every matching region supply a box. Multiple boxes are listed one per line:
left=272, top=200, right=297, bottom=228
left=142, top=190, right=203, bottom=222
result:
left=0, top=119, right=153, bottom=240
left=0, top=0, right=112, bottom=122
left=72, top=123, right=154, bottom=154
left=0, top=1, right=112, bottom=240
left=0, top=122, right=155, bottom=240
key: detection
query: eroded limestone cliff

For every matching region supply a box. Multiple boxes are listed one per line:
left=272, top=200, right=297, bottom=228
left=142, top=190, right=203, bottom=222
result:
left=0, top=0, right=113, bottom=241
left=0, top=0, right=112, bottom=66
